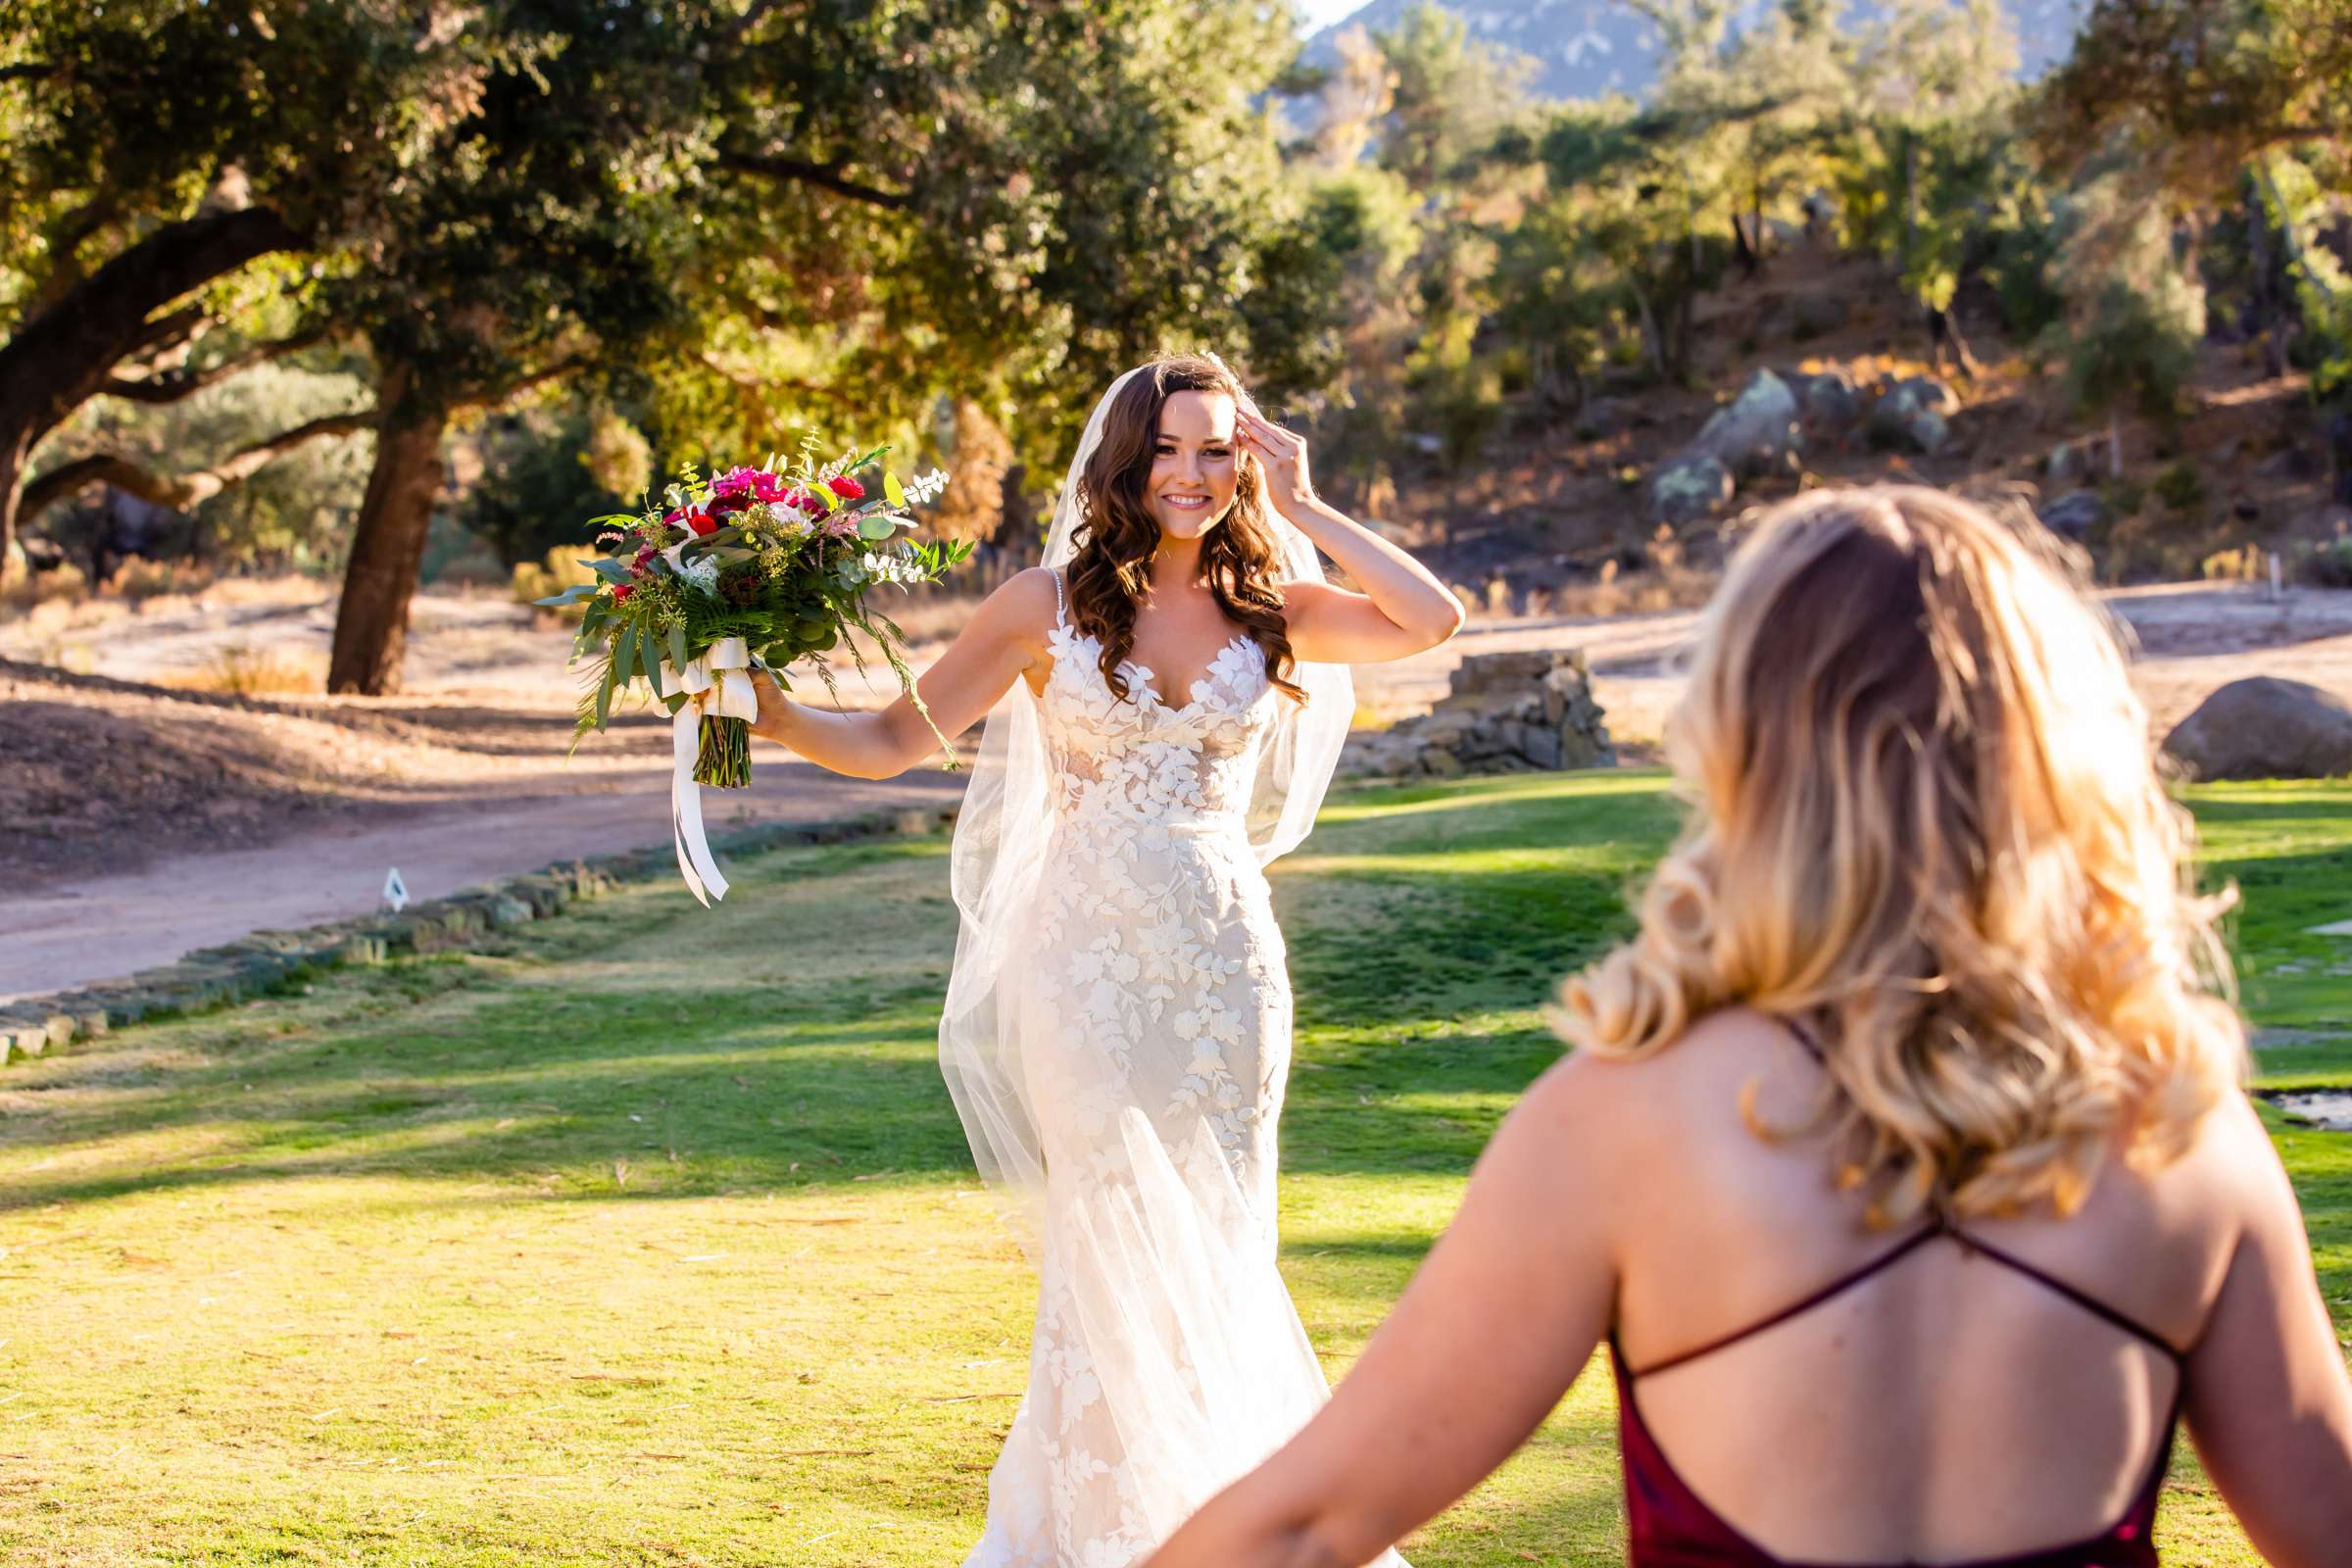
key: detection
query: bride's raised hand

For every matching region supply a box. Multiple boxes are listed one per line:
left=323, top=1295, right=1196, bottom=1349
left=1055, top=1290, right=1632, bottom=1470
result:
left=1236, top=408, right=1314, bottom=517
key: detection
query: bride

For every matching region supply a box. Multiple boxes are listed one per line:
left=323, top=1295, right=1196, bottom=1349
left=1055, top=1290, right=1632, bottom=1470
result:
left=748, top=352, right=1461, bottom=1565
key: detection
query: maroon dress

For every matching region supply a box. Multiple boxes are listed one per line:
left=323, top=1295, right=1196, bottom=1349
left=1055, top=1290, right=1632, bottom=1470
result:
left=1613, top=1025, right=2184, bottom=1567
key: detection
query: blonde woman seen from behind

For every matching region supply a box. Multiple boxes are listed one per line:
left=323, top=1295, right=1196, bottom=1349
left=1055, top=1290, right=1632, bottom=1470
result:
left=1143, top=485, right=2352, bottom=1568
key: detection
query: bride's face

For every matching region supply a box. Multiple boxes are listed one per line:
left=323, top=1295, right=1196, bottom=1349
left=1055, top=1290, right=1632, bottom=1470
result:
left=1147, top=389, right=1241, bottom=541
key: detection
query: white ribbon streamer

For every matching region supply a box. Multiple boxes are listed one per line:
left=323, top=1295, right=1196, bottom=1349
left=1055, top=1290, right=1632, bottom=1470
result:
left=668, top=635, right=760, bottom=906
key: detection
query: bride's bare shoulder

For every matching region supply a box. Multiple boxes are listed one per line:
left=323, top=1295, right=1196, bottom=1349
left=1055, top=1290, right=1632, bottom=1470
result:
left=961, top=567, right=1063, bottom=647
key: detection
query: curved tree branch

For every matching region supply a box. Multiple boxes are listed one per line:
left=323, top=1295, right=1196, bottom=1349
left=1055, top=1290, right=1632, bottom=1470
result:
left=718, top=148, right=910, bottom=210
left=103, top=324, right=331, bottom=405
left=1, top=205, right=310, bottom=457
left=21, top=411, right=373, bottom=518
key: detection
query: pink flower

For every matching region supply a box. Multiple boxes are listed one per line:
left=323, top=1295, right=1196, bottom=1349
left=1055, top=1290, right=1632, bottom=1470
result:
left=713, top=466, right=795, bottom=507
left=822, top=513, right=860, bottom=538
left=826, top=474, right=865, bottom=500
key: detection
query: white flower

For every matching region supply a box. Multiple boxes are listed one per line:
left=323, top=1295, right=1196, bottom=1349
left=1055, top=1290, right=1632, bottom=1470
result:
left=678, top=554, right=721, bottom=597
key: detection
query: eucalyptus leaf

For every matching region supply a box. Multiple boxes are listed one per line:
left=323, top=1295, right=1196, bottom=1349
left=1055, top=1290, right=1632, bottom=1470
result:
left=856, top=515, right=898, bottom=541
left=884, top=470, right=906, bottom=509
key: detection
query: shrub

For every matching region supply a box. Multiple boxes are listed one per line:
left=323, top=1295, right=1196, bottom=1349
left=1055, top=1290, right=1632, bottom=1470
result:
left=2295, top=537, right=2352, bottom=589
left=2153, top=460, right=2205, bottom=514
left=2200, top=545, right=2262, bottom=581
left=513, top=546, right=601, bottom=616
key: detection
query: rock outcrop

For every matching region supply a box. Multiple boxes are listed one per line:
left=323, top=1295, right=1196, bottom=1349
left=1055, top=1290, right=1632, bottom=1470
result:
left=2036, top=490, right=2106, bottom=543
left=1783, top=366, right=1864, bottom=446
left=1345, top=650, right=1615, bottom=780
left=1868, top=376, right=1961, bottom=455
left=1649, top=452, right=1735, bottom=525
left=1690, top=369, right=1803, bottom=479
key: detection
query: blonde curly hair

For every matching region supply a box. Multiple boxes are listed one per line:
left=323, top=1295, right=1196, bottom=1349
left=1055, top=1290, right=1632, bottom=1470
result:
left=1555, top=486, right=2245, bottom=1225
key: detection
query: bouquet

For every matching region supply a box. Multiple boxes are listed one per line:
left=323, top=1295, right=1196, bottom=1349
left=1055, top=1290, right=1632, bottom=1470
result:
left=538, top=443, right=964, bottom=903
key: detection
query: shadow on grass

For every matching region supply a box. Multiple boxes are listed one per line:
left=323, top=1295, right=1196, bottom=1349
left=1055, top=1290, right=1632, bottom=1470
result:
left=1, top=778, right=1687, bottom=1209
left=9, top=774, right=2339, bottom=1231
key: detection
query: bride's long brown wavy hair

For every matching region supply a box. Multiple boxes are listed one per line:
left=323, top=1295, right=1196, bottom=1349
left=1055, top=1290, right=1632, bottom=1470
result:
left=1066, top=355, right=1305, bottom=705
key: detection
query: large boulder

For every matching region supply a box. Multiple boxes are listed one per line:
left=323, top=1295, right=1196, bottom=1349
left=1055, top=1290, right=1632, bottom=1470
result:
left=1868, top=376, right=1961, bottom=455
left=1783, top=366, right=1864, bottom=444
left=1790, top=292, right=1850, bottom=338
left=2162, top=677, right=2352, bottom=781
left=2036, top=490, right=2105, bottom=544
left=1650, top=452, right=1734, bottom=525
left=1690, top=369, right=1803, bottom=478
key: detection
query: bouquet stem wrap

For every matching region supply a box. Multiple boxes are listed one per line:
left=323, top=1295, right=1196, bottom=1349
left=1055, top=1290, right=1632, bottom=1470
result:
left=669, top=636, right=760, bottom=906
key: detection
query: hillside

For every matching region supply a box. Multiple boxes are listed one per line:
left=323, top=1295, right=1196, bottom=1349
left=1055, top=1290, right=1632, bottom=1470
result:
left=1372, top=250, right=2345, bottom=614
left=1300, top=0, right=2091, bottom=101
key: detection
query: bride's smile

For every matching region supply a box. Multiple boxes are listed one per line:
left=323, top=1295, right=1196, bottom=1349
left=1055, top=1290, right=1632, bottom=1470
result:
left=1149, top=388, right=1241, bottom=539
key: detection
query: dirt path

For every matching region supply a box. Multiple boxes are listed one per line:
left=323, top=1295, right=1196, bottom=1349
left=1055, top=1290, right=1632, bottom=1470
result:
left=1371, top=582, right=2352, bottom=754
left=5, top=579, right=2346, bottom=1004
left=0, top=764, right=964, bottom=1004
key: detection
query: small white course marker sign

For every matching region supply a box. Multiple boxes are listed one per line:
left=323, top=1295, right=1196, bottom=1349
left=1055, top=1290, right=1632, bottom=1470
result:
left=2308, top=918, right=2352, bottom=938
left=382, top=867, right=410, bottom=913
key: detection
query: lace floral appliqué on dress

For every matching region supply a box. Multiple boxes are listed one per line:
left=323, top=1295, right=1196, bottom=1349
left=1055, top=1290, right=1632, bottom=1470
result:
left=961, top=587, right=1405, bottom=1568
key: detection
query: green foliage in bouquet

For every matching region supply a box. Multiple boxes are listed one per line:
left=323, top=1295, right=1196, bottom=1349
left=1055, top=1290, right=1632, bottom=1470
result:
left=538, top=442, right=966, bottom=786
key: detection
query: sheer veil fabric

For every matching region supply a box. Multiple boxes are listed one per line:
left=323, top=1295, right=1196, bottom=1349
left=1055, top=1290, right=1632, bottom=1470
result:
left=938, top=362, right=1383, bottom=1563
left=939, top=363, right=1351, bottom=1254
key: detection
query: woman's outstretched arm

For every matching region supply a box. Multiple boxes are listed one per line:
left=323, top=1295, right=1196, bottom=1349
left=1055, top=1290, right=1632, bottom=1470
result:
left=748, top=566, right=1056, bottom=779
left=2180, top=1095, right=2352, bottom=1568
left=1235, top=409, right=1465, bottom=664
left=1140, top=1053, right=1628, bottom=1568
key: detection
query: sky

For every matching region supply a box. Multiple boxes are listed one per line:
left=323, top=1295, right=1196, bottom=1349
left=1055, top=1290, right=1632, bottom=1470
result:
left=1295, top=0, right=1365, bottom=32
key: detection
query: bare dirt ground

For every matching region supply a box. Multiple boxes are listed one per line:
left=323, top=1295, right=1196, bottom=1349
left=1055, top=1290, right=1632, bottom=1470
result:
left=6, top=575, right=2347, bottom=1003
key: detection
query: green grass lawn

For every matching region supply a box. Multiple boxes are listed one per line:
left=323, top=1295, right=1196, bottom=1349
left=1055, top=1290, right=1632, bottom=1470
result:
left=1, top=772, right=2345, bottom=1566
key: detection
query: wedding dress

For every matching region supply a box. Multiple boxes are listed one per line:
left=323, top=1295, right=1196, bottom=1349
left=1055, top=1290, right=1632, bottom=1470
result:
left=958, top=570, right=1401, bottom=1567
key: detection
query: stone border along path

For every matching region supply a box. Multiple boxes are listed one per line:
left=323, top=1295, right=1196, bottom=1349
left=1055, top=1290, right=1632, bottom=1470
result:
left=0, top=805, right=958, bottom=1068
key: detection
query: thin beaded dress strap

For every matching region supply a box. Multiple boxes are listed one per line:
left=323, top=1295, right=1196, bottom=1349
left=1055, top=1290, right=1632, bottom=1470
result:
left=1050, top=566, right=1069, bottom=627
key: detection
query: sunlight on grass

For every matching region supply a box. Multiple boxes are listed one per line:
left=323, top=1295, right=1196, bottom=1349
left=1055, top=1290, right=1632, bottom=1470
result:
left=0, top=774, right=2345, bottom=1564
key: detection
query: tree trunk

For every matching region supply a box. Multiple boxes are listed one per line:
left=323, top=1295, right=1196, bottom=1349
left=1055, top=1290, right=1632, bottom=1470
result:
left=328, top=365, right=447, bottom=696
left=1929, top=307, right=1981, bottom=378
left=2108, top=410, right=2125, bottom=478
left=0, top=205, right=306, bottom=572
left=0, top=433, right=27, bottom=586
left=1629, top=277, right=1667, bottom=382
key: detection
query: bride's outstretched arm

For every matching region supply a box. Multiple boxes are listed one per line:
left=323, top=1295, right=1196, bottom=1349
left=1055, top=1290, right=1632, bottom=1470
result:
left=1235, top=408, right=1464, bottom=664
left=747, top=567, right=1055, bottom=779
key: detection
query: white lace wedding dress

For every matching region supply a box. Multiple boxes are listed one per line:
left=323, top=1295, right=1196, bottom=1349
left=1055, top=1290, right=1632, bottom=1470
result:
left=963, top=578, right=1403, bottom=1567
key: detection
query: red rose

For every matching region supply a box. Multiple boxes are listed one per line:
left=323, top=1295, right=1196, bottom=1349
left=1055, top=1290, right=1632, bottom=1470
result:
left=826, top=475, right=865, bottom=500
left=612, top=584, right=634, bottom=603
left=709, top=492, right=752, bottom=516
